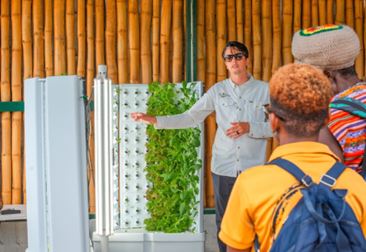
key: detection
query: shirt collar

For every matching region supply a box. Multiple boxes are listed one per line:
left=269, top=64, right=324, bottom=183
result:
left=229, top=73, right=253, bottom=90
left=268, top=141, right=340, bottom=162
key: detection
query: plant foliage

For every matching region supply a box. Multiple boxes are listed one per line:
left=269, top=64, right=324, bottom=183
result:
left=144, top=81, right=202, bottom=233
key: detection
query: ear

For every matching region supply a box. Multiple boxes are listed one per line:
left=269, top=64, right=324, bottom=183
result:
left=245, top=57, right=250, bottom=67
left=323, top=69, right=335, bottom=82
left=269, top=112, right=280, bottom=133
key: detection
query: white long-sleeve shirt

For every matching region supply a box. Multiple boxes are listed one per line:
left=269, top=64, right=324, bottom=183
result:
left=156, top=74, right=272, bottom=177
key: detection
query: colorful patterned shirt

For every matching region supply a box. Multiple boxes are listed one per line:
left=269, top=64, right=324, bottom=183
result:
left=328, top=83, right=366, bottom=174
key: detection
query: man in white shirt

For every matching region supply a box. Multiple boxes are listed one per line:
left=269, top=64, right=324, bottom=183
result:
left=130, top=41, right=272, bottom=252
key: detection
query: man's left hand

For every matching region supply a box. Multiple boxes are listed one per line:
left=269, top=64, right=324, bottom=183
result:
left=226, top=122, right=250, bottom=139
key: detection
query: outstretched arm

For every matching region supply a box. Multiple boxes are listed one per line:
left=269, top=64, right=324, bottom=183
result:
left=130, top=113, right=157, bottom=126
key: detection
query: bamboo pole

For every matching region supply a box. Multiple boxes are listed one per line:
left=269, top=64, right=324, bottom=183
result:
left=227, top=0, right=236, bottom=41
left=302, top=0, right=311, bottom=29
left=183, top=0, right=186, bottom=43
left=311, top=0, right=318, bottom=27
left=327, top=0, right=334, bottom=24
left=270, top=0, right=281, bottom=157
left=335, top=0, right=344, bottom=24
left=205, top=0, right=216, bottom=208
left=45, top=0, right=54, bottom=77
left=129, top=0, right=140, bottom=83
left=22, top=0, right=33, bottom=204
left=66, top=0, right=76, bottom=75
left=172, top=0, right=183, bottom=83
left=236, top=0, right=243, bottom=43
left=272, top=138, right=279, bottom=153
left=160, top=0, right=172, bottom=83
left=282, top=0, right=293, bottom=66
left=11, top=0, right=22, bottom=205
left=106, top=0, right=118, bottom=84
left=216, top=0, right=227, bottom=82
left=54, top=0, right=66, bottom=76
left=140, top=0, right=152, bottom=84
left=95, top=0, right=105, bottom=67
left=183, top=0, right=186, bottom=80
left=252, top=0, right=261, bottom=79
left=152, top=0, right=160, bottom=82
left=77, top=0, right=86, bottom=77
left=261, top=0, right=271, bottom=82
left=293, top=0, right=301, bottom=35
left=33, top=0, right=44, bottom=77
left=244, top=0, right=252, bottom=74
left=345, top=0, right=354, bottom=28
left=197, top=0, right=205, bottom=82
left=272, top=0, right=281, bottom=74
left=1, top=0, right=11, bottom=204
left=354, top=0, right=363, bottom=78
left=86, top=0, right=95, bottom=213
left=22, top=0, right=32, bottom=81
left=117, top=0, right=128, bottom=83
left=319, top=0, right=326, bottom=25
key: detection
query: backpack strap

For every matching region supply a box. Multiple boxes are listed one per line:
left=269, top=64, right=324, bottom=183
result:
left=268, top=158, right=314, bottom=187
left=268, top=157, right=347, bottom=187
left=320, top=162, right=347, bottom=187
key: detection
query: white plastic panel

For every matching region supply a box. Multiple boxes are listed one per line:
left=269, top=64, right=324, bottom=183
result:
left=24, top=77, right=48, bottom=252
left=111, top=84, right=120, bottom=229
left=118, top=82, right=204, bottom=233
left=25, top=76, right=90, bottom=252
left=119, top=86, right=150, bottom=229
left=44, top=76, right=89, bottom=252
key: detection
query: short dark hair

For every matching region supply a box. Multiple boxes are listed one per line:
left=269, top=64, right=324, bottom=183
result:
left=334, top=65, right=358, bottom=78
left=222, top=41, right=249, bottom=58
left=269, top=64, right=333, bottom=138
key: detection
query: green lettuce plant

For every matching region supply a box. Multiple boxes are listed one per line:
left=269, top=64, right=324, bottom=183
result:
left=144, top=81, right=202, bottom=233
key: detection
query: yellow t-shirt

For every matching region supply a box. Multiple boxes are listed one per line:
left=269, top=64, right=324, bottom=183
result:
left=219, top=141, right=366, bottom=252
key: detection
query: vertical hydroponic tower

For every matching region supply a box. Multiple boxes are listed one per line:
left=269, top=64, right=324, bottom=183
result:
left=93, top=66, right=205, bottom=252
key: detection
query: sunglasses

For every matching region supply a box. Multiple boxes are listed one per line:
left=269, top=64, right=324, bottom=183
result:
left=223, top=53, right=246, bottom=62
left=262, top=104, right=286, bottom=121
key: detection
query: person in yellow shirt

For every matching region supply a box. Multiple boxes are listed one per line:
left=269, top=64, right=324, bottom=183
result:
left=219, top=63, right=366, bottom=252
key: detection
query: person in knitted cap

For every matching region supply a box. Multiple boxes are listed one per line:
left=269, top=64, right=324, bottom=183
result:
left=292, top=24, right=366, bottom=177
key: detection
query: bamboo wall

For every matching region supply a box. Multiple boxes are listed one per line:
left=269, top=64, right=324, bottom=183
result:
left=1, top=0, right=366, bottom=211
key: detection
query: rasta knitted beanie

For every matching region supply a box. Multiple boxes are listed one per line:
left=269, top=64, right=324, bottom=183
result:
left=292, top=24, right=360, bottom=70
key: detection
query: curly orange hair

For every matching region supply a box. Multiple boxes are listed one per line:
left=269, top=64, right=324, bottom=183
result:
left=269, top=64, right=333, bottom=137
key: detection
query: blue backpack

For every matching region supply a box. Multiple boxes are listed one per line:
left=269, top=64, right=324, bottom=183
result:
left=265, top=157, right=366, bottom=252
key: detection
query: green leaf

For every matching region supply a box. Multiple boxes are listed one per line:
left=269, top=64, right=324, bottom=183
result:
left=192, top=139, right=200, bottom=147
left=190, top=164, right=202, bottom=170
left=160, top=174, right=170, bottom=181
left=168, top=172, right=180, bottom=181
left=179, top=202, right=186, bottom=215
left=194, top=187, right=199, bottom=195
left=168, top=164, right=175, bottom=173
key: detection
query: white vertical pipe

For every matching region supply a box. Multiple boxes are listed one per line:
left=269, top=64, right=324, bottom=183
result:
left=95, top=77, right=103, bottom=235
left=95, top=65, right=114, bottom=252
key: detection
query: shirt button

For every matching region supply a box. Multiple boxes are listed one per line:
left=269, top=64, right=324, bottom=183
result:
left=238, top=146, right=240, bottom=149
left=222, top=103, right=225, bottom=106
left=239, top=108, right=242, bottom=111
left=237, top=159, right=239, bottom=162
left=239, top=96, right=242, bottom=99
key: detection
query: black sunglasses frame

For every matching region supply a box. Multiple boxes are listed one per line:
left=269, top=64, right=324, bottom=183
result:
left=262, top=104, right=286, bottom=121
left=223, top=53, right=246, bottom=62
